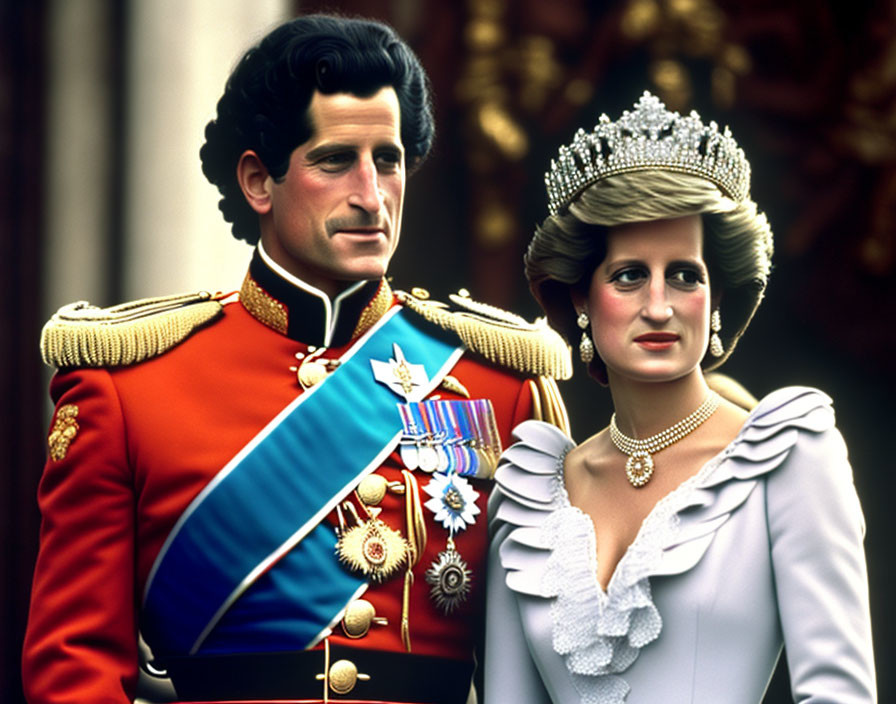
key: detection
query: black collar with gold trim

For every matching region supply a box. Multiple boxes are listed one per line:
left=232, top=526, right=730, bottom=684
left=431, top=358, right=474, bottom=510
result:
left=240, top=249, right=393, bottom=348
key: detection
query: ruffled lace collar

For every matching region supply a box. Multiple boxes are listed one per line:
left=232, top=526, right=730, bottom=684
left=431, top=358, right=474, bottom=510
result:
left=542, top=445, right=733, bottom=701
left=491, top=387, right=835, bottom=703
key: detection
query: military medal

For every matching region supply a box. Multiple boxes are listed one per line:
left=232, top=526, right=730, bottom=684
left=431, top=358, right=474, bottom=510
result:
left=422, top=402, right=450, bottom=472
left=399, top=441, right=420, bottom=471
left=425, top=539, right=472, bottom=613
left=370, top=343, right=430, bottom=402
left=415, top=399, right=443, bottom=472
left=398, top=401, right=442, bottom=472
left=372, top=344, right=440, bottom=470
left=422, top=470, right=480, bottom=612
left=370, top=345, right=502, bottom=610
left=397, top=405, right=422, bottom=470
left=455, top=400, right=501, bottom=479
left=418, top=443, right=440, bottom=473
left=435, top=402, right=473, bottom=476
left=336, top=501, right=408, bottom=583
left=423, top=471, right=480, bottom=532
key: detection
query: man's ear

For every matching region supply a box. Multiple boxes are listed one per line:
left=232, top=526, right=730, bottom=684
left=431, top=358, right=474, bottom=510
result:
left=236, top=150, right=273, bottom=215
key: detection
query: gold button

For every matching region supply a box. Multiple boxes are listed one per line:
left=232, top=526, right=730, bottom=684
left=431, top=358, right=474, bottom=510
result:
left=328, top=659, right=370, bottom=694
left=357, top=474, right=388, bottom=506
left=342, top=598, right=388, bottom=638
left=297, top=360, right=328, bottom=388
left=410, top=287, right=430, bottom=300
left=343, top=599, right=373, bottom=638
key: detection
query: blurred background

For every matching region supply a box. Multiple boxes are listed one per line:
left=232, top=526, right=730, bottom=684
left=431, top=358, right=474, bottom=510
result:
left=2, top=0, right=893, bottom=702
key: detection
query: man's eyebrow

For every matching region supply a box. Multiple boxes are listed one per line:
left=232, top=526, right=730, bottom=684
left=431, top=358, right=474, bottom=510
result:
left=304, top=139, right=405, bottom=163
left=304, top=143, right=356, bottom=161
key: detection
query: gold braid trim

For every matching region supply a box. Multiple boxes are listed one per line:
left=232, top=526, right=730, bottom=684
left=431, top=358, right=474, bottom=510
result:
left=240, top=274, right=287, bottom=334
left=351, top=279, right=393, bottom=340
left=526, top=377, right=570, bottom=435
left=534, top=376, right=571, bottom=435
left=528, top=380, right=544, bottom=421
left=438, top=375, right=471, bottom=398
left=40, top=292, right=223, bottom=368
left=395, top=289, right=573, bottom=380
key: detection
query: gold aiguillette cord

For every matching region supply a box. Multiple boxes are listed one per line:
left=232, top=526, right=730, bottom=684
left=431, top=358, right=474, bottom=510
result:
left=400, top=469, right=427, bottom=652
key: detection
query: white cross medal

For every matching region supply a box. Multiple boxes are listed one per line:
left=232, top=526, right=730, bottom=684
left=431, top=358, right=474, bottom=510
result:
left=371, top=343, right=432, bottom=468
left=422, top=471, right=479, bottom=614
left=370, top=343, right=430, bottom=403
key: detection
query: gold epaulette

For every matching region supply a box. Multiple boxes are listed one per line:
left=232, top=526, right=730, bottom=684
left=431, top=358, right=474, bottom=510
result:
left=40, top=292, right=224, bottom=368
left=396, top=288, right=573, bottom=380
left=528, top=376, right=572, bottom=436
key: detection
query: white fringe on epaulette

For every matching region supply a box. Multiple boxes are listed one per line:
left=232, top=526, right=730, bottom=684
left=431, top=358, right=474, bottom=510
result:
left=397, top=290, right=573, bottom=380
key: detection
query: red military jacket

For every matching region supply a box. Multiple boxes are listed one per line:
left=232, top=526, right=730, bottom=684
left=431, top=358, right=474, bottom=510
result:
left=24, top=251, right=570, bottom=704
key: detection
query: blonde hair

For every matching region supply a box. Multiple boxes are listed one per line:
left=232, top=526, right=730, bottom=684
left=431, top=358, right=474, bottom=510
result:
left=525, top=170, right=773, bottom=379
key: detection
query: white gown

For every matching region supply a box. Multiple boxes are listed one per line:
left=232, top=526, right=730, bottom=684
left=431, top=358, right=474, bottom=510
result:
left=485, top=387, right=876, bottom=703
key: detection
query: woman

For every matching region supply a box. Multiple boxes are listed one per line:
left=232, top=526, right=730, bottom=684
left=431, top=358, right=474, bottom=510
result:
left=485, top=92, right=876, bottom=703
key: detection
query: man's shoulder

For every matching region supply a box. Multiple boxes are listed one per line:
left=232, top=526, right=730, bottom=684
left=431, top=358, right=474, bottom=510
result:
left=40, top=291, right=229, bottom=370
left=395, top=287, right=572, bottom=381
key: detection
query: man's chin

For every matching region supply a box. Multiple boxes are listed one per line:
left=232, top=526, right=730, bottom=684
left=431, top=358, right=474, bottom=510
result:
left=332, top=264, right=390, bottom=287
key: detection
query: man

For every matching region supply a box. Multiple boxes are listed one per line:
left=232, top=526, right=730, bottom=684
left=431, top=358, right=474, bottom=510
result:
left=23, top=15, right=570, bottom=704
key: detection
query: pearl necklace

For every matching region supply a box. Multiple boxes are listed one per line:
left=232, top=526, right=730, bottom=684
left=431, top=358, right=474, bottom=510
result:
left=609, top=391, right=721, bottom=488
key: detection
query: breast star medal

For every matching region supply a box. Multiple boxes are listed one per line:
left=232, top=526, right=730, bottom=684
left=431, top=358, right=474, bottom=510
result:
left=425, top=540, right=471, bottom=614
left=422, top=471, right=480, bottom=612
left=336, top=502, right=408, bottom=583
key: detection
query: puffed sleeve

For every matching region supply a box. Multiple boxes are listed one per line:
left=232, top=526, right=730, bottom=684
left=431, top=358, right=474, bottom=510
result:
left=766, top=421, right=876, bottom=702
left=485, top=523, right=552, bottom=704
left=23, top=369, right=138, bottom=704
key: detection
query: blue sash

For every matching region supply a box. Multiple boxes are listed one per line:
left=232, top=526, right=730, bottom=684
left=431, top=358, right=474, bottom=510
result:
left=141, top=307, right=464, bottom=656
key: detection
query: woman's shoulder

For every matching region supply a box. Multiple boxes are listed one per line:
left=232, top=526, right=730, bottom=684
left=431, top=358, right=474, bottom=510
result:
left=702, top=385, right=842, bottom=490
left=738, top=385, right=840, bottom=462
left=497, top=419, right=576, bottom=486
left=490, top=420, right=575, bottom=526
left=747, top=384, right=857, bottom=489
left=747, top=385, right=835, bottom=427
left=747, top=387, right=867, bottom=559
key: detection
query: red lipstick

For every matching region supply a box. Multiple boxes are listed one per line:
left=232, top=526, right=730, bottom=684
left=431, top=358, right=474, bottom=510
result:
left=633, top=332, right=679, bottom=350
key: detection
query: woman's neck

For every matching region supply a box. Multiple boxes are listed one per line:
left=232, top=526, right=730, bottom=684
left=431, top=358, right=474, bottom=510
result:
left=607, top=370, right=712, bottom=439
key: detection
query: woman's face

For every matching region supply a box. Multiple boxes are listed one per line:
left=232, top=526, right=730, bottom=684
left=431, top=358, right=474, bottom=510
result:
left=584, top=214, right=712, bottom=384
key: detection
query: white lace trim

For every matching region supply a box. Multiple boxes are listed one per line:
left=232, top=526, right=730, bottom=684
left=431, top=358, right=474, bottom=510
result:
left=541, top=447, right=729, bottom=702
left=494, top=388, right=830, bottom=703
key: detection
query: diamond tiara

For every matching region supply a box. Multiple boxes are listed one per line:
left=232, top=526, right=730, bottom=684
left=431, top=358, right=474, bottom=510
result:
left=545, top=91, right=751, bottom=216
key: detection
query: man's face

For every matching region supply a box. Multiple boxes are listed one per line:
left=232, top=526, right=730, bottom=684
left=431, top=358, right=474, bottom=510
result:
left=260, top=87, right=405, bottom=297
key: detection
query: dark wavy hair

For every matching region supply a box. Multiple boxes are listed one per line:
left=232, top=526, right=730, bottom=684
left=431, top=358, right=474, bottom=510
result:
left=200, top=14, right=435, bottom=244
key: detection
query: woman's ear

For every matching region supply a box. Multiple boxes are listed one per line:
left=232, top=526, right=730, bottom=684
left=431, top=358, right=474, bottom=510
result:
left=236, top=150, right=273, bottom=215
